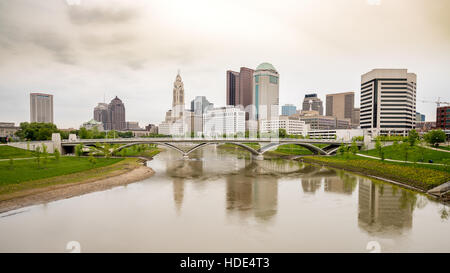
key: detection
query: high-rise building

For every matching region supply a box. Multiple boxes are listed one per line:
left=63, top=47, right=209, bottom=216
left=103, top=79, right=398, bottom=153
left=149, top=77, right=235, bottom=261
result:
left=203, top=106, right=245, bottom=137
left=93, top=103, right=109, bottom=125
left=105, top=96, right=126, bottom=131
left=260, top=116, right=309, bottom=136
left=253, top=62, right=279, bottom=122
left=238, top=67, right=254, bottom=111
left=226, top=70, right=240, bottom=106
left=190, top=96, right=213, bottom=136
left=30, top=93, right=53, bottom=123
left=172, top=72, right=185, bottom=120
left=226, top=67, right=254, bottom=120
left=360, top=69, right=417, bottom=136
left=281, top=104, right=297, bottom=116
left=302, top=94, right=323, bottom=115
left=352, top=108, right=360, bottom=127
left=326, top=92, right=355, bottom=120
left=436, top=106, right=450, bottom=130
left=190, top=96, right=213, bottom=115
left=415, top=112, right=425, bottom=122
left=159, top=72, right=189, bottom=136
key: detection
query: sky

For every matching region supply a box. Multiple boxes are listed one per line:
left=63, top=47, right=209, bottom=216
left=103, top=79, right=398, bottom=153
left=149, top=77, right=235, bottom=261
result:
left=0, top=0, right=449, bottom=129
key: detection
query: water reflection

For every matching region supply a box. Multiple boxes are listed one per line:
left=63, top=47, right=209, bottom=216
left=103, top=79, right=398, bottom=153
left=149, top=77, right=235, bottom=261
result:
left=0, top=145, right=448, bottom=252
left=358, top=179, right=415, bottom=235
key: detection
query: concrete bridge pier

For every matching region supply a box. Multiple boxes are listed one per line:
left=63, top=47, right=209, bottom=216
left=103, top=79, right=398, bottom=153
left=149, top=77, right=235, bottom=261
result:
left=255, top=154, right=264, bottom=161
left=183, top=154, right=189, bottom=160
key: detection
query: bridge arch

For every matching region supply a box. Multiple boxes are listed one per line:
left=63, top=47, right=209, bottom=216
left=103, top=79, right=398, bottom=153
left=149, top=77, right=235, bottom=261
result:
left=186, top=142, right=260, bottom=156
left=113, top=142, right=186, bottom=155
left=259, top=142, right=327, bottom=155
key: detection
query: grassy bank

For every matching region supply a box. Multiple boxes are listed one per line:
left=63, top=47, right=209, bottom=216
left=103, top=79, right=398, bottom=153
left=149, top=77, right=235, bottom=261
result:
left=0, top=146, right=35, bottom=159
left=0, top=157, right=140, bottom=199
left=363, top=144, right=450, bottom=164
left=303, top=155, right=450, bottom=191
left=0, top=156, right=123, bottom=185
left=116, top=146, right=161, bottom=158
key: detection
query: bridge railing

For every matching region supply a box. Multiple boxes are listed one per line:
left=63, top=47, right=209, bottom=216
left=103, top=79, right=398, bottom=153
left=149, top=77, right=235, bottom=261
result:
left=62, top=137, right=362, bottom=145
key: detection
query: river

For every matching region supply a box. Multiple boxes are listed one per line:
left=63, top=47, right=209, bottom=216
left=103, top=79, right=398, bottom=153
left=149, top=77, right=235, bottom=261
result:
left=0, top=146, right=449, bottom=252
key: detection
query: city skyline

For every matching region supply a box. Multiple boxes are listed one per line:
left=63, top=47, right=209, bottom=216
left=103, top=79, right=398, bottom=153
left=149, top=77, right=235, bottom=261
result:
left=1, top=0, right=450, bottom=128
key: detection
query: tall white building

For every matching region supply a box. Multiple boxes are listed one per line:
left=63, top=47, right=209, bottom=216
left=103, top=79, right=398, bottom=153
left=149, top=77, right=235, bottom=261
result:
left=253, top=63, right=279, bottom=122
left=203, top=106, right=245, bottom=137
left=360, top=69, right=417, bottom=136
left=30, top=93, right=53, bottom=123
left=260, top=116, right=309, bottom=136
left=159, top=72, right=189, bottom=136
left=172, top=71, right=185, bottom=120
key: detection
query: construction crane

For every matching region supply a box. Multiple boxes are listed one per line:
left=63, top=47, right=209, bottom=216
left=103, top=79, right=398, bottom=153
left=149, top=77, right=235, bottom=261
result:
left=420, top=97, right=450, bottom=107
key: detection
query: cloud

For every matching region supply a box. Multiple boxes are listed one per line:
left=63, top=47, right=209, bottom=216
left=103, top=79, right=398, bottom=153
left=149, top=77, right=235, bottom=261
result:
left=67, top=4, right=140, bottom=25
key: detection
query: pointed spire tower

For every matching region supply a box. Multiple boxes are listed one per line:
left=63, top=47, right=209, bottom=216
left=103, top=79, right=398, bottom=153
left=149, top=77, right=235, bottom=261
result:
left=172, top=70, right=185, bottom=119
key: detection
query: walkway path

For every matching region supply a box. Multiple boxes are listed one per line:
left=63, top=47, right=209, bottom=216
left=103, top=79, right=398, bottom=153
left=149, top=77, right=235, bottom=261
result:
left=420, top=145, right=450, bottom=153
left=356, top=153, right=446, bottom=166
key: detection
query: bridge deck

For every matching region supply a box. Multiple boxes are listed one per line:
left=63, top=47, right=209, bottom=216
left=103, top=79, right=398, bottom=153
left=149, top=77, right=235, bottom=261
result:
left=62, top=138, right=362, bottom=146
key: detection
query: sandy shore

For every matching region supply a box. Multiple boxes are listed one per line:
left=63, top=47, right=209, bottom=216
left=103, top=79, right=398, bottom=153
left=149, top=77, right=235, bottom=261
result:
left=0, top=165, right=154, bottom=214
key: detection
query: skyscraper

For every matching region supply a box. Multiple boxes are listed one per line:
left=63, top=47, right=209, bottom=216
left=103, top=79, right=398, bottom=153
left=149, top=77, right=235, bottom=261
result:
left=302, top=94, right=323, bottom=115
left=172, top=72, right=185, bottom=119
left=436, top=106, right=450, bottom=130
left=93, top=103, right=108, bottom=125
left=281, top=104, right=297, bottom=116
left=226, top=70, right=240, bottom=106
left=30, top=93, right=53, bottom=123
left=190, top=96, right=213, bottom=115
left=253, top=62, right=279, bottom=121
left=360, top=69, right=417, bottom=135
left=226, top=67, right=254, bottom=120
left=238, top=67, right=254, bottom=111
left=105, top=96, right=126, bottom=131
left=326, top=92, right=355, bottom=120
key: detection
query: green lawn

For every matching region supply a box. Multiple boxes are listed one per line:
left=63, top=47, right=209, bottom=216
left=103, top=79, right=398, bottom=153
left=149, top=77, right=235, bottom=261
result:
left=0, top=146, right=35, bottom=159
left=116, top=146, right=160, bottom=158
left=364, top=144, right=450, bottom=163
left=303, top=155, right=450, bottom=191
left=0, top=156, right=123, bottom=185
left=432, top=145, right=450, bottom=151
left=273, top=144, right=314, bottom=155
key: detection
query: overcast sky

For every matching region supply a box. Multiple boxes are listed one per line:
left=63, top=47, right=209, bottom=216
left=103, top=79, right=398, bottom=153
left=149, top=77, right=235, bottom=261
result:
left=0, top=0, right=449, bottom=128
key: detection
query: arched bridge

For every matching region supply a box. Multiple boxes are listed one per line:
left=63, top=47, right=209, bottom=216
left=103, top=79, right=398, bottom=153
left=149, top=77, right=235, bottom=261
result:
left=61, top=137, right=363, bottom=160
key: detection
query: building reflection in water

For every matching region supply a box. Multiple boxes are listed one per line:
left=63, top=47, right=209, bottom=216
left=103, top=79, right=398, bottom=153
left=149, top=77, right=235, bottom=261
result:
left=164, top=147, right=205, bottom=212
left=324, top=170, right=357, bottom=195
left=358, top=178, right=416, bottom=235
left=225, top=174, right=278, bottom=222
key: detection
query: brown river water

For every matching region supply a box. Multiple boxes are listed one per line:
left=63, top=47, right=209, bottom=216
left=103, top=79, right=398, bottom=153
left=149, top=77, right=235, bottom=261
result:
left=0, top=146, right=449, bottom=252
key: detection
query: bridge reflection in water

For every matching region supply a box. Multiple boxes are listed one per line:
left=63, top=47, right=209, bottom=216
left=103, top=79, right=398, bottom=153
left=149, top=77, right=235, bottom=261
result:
left=157, top=146, right=419, bottom=234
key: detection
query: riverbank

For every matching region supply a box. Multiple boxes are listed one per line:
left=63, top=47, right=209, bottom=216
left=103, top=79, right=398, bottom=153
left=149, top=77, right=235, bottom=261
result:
left=300, top=155, right=450, bottom=195
left=0, top=158, right=155, bottom=214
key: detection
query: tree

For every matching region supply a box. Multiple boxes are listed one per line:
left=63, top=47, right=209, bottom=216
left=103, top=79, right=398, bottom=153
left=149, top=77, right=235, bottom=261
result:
left=278, top=128, right=287, bottom=138
left=424, top=130, right=446, bottom=147
left=88, top=153, right=97, bottom=167
left=338, top=143, right=346, bottom=156
left=78, top=127, right=92, bottom=139
left=375, top=139, right=384, bottom=161
left=350, top=141, right=358, bottom=155
left=417, top=139, right=426, bottom=162
left=35, top=146, right=41, bottom=168
left=53, top=148, right=60, bottom=162
left=15, top=122, right=59, bottom=141
left=75, top=144, right=83, bottom=157
left=408, top=129, right=419, bottom=147
left=399, top=142, right=410, bottom=162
